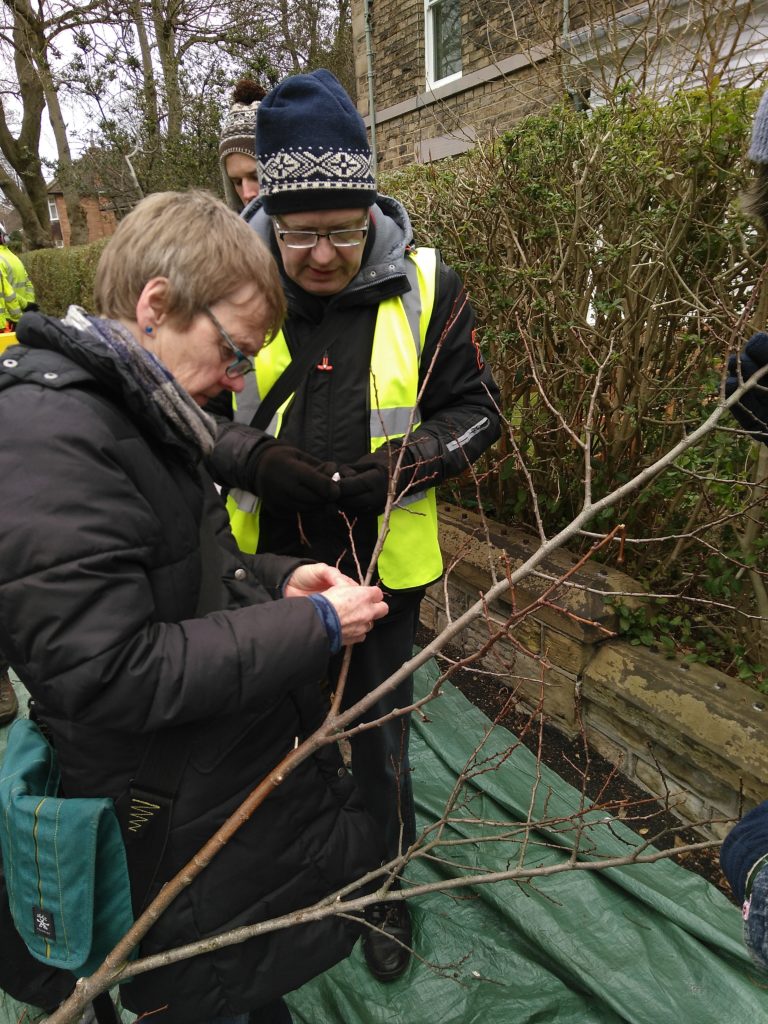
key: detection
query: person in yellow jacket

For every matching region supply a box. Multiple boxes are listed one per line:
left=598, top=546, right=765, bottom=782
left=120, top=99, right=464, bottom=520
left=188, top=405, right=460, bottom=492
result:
left=0, top=223, right=35, bottom=330
left=207, top=70, right=501, bottom=984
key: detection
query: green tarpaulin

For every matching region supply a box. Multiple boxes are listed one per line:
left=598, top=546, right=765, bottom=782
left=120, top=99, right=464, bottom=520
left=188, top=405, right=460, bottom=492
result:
left=2, top=662, right=764, bottom=1023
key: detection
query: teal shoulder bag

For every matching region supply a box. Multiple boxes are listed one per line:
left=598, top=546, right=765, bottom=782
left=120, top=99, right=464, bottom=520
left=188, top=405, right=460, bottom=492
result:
left=0, top=718, right=135, bottom=975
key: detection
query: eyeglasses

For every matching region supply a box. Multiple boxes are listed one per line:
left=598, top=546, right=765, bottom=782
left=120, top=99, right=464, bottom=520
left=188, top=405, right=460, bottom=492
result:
left=272, top=217, right=369, bottom=250
left=203, top=306, right=254, bottom=378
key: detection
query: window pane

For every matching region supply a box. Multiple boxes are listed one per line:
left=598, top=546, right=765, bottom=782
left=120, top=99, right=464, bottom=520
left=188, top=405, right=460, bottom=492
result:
left=433, top=0, right=461, bottom=80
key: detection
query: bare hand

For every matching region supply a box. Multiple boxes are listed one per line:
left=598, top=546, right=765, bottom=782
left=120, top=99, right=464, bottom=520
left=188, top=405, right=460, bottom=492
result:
left=284, top=562, right=358, bottom=597
left=322, top=584, right=388, bottom=646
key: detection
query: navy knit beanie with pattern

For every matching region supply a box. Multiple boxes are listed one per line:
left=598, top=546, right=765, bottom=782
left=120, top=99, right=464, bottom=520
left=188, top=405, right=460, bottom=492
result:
left=256, top=69, right=376, bottom=215
left=720, top=800, right=768, bottom=904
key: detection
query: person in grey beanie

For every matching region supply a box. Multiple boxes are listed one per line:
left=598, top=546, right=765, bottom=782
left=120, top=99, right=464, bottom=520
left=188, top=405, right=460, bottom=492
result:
left=219, top=78, right=265, bottom=213
left=206, top=68, right=501, bottom=983
left=724, top=89, right=768, bottom=446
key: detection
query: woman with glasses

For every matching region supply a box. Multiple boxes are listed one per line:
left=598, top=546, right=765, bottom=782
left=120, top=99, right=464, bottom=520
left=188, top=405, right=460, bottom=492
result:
left=0, top=190, right=387, bottom=1024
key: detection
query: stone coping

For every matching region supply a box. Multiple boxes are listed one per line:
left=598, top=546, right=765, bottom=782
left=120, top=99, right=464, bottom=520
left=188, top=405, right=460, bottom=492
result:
left=431, top=503, right=768, bottom=827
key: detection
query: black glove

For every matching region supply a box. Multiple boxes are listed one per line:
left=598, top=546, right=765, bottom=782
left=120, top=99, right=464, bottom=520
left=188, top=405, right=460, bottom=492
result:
left=725, top=332, right=768, bottom=445
left=336, top=442, right=416, bottom=514
left=248, top=439, right=341, bottom=511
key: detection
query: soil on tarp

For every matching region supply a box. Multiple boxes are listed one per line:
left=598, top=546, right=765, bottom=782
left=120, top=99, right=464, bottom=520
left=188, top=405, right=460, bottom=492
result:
left=416, top=627, right=733, bottom=902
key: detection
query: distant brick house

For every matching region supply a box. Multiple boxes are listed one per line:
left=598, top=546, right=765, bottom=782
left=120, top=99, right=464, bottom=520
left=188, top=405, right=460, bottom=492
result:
left=0, top=206, right=22, bottom=237
left=352, top=0, right=768, bottom=171
left=46, top=181, right=119, bottom=247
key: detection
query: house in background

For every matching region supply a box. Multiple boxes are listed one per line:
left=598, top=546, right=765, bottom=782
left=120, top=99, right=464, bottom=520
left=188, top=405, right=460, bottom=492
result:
left=352, top=0, right=768, bottom=171
left=351, top=0, right=558, bottom=169
left=46, top=180, right=118, bottom=247
left=0, top=205, right=23, bottom=238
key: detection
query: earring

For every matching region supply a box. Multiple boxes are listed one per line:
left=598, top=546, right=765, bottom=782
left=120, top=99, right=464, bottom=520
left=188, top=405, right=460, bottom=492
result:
left=144, top=325, right=154, bottom=335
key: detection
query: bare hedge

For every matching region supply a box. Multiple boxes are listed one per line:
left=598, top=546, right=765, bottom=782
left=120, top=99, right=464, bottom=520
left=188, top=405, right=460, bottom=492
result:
left=23, top=238, right=109, bottom=318
left=381, top=87, right=767, bottom=681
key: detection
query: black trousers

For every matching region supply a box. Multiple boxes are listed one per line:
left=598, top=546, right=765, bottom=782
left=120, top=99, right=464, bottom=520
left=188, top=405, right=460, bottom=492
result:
left=331, top=588, right=422, bottom=863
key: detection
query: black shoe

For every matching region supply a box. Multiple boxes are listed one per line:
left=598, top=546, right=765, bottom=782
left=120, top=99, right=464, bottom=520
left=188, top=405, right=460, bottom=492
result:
left=362, top=900, right=412, bottom=982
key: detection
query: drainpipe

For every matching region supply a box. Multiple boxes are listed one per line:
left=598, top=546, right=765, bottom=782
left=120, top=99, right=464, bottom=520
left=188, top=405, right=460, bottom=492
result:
left=364, top=0, right=378, bottom=174
left=562, top=0, right=571, bottom=95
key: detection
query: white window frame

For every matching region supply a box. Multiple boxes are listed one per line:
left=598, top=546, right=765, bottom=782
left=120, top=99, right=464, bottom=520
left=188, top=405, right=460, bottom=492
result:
left=425, top=0, right=462, bottom=89
left=48, top=198, right=60, bottom=222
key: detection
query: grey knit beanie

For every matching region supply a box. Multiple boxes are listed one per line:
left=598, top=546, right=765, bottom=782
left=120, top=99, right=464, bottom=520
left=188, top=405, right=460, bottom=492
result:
left=219, top=79, right=265, bottom=211
left=749, top=89, right=768, bottom=164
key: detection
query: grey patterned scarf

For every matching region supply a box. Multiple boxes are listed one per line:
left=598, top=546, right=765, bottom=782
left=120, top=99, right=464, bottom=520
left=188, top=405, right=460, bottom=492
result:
left=63, top=305, right=217, bottom=457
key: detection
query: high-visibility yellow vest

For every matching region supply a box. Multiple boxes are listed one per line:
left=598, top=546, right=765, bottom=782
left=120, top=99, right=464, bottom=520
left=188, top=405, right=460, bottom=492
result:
left=0, top=247, right=35, bottom=325
left=227, top=247, right=443, bottom=589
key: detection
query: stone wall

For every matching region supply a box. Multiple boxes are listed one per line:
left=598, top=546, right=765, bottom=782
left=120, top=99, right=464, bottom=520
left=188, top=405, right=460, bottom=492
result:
left=421, top=504, right=768, bottom=839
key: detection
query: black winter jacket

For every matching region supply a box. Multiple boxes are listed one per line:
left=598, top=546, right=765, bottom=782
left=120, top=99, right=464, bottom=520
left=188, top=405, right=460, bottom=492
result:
left=0, top=313, right=381, bottom=1022
left=208, top=196, right=501, bottom=580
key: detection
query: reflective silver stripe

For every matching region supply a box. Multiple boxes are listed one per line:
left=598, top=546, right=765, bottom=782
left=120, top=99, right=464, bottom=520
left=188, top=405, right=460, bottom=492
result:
left=229, top=487, right=260, bottom=514
left=395, top=489, right=427, bottom=508
left=233, top=382, right=262, bottom=425
left=370, top=404, right=420, bottom=440
left=265, top=412, right=280, bottom=435
left=401, top=257, right=423, bottom=358
left=446, top=416, right=490, bottom=452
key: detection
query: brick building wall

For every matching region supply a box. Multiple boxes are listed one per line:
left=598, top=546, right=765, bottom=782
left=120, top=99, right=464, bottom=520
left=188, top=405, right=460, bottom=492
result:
left=380, top=64, right=560, bottom=168
left=49, top=193, right=118, bottom=248
left=352, top=0, right=560, bottom=170
left=354, top=0, right=424, bottom=116
left=352, top=0, right=766, bottom=170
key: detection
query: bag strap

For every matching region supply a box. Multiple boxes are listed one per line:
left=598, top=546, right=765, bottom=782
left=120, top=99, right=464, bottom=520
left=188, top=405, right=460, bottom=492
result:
left=249, top=314, right=344, bottom=432
left=120, top=727, right=191, bottom=914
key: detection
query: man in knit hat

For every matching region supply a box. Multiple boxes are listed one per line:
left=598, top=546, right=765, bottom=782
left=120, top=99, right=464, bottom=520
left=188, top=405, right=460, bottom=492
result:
left=218, top=78, right=265, bottom=213
left=208, top=68, right=500, bottom=982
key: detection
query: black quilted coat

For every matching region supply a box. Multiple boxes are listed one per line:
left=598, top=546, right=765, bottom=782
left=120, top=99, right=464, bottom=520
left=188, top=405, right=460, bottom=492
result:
left=0, top=312, right=381, bottom=1022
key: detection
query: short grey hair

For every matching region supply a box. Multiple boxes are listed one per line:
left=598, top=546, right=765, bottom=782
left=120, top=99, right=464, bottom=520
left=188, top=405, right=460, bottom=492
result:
left=94, top=190, right=285, bottom=335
